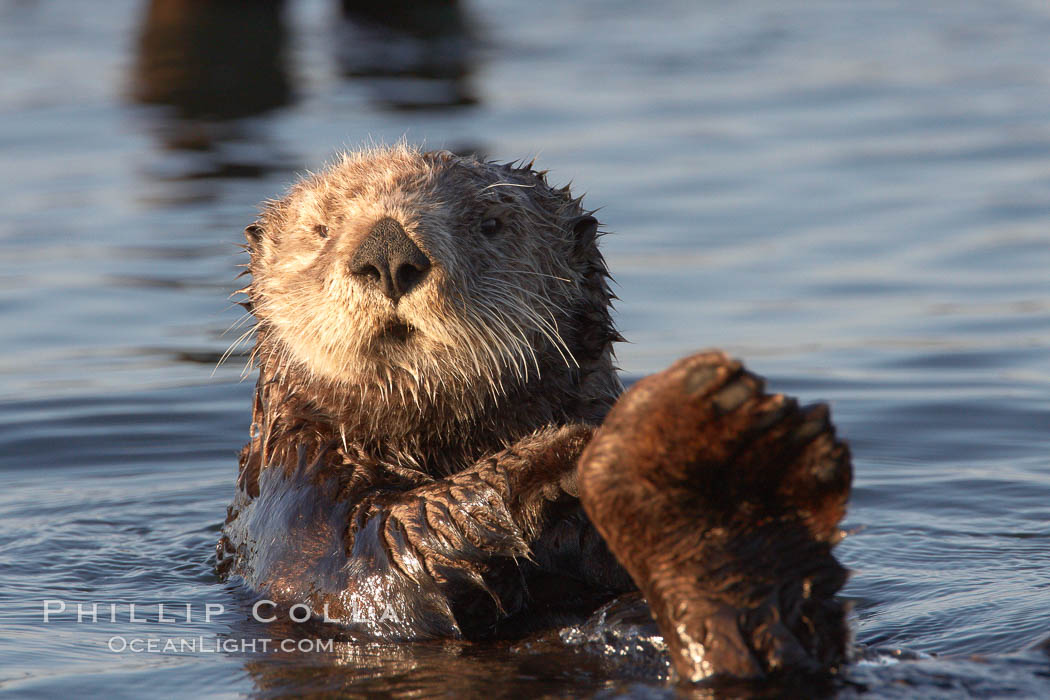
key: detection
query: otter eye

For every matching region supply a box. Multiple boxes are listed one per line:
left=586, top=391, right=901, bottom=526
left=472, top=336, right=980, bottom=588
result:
left=313, top=224, right=329, bottom=239
left=479, top=217, right=503, bottom=237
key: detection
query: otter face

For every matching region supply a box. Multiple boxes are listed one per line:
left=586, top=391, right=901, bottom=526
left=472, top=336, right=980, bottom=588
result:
left=244, top=145, right=604, bottom=411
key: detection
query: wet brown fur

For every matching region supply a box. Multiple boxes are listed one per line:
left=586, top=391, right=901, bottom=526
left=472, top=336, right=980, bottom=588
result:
left=238, top=145, right=620, bottom=479
left=578, top=352, right=852, bottom=682
left=217, top=145, right=852, bottom=683
left=218, top=145, right=629, bottom=640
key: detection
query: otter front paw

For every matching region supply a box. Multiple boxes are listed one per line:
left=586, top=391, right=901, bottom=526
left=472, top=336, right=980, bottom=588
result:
left=577, top=351, right=852, bottom=684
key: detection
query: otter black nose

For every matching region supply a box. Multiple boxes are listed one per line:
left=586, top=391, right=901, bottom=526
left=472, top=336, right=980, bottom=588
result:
left=349, top=218, right=431, bottom=303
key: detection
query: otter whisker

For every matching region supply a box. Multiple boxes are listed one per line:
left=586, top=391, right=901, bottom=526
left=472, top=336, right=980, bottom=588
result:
left=481, top=182, right=536, bottom=191
left=463, top=315, right=509, bottom=398
left=471, top=302, right=531, bottom=383
left=487, top=269, right=574, bottom=284
left=480, top=287, right=577, bottom=370
left=222, top=309, right=257, bottom=336
left=484, top=302, right=542, bottom=382
left=484, top=278, right=573, bottom=317
left=214, top=325, right=258, bottom=376
left=466, top=289, right=530, bottom=377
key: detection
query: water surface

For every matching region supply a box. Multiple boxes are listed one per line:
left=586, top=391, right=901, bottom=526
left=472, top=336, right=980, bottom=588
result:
left=2, top=0, right=1049, bottom=696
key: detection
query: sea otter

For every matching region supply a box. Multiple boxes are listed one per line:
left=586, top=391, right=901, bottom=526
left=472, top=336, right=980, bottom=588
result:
left=216, top=144, right=852, bottom=683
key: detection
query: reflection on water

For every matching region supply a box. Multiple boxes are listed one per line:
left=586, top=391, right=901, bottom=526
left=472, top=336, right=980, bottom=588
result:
left=337, top=0, right=477, bottom=110
left=132, top=0, right=292, bottom=124
left=1, top=0, right=1050, bottom=697
left=130, top=0, right=298, bottom=199
left=128, top=0, right=478, bottom=192
left=132, top=0, right=291, bottom=149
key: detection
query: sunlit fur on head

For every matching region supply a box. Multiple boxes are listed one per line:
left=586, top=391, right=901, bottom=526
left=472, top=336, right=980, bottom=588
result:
left=238, top=144, right=622, bottom=474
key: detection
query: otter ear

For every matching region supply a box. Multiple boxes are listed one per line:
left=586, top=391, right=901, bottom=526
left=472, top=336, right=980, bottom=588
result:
left=244, top=223, right=265, bottom=244
left=244, top=223, right=269, bottom=258
left=571, top=215, right=599, bottom=255
left=573, top=215, right=598, bottom=237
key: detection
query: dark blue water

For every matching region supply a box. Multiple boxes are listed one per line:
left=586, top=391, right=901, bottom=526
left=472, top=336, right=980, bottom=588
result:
left=2, top=0, right=1049, bottom=696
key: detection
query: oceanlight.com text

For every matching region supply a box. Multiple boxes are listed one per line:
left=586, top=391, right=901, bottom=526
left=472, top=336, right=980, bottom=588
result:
left=107, top=636, right=335, bottom=654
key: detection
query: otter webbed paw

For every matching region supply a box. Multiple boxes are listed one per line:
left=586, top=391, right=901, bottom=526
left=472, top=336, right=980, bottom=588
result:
left=340, top=424, right=599, bottom=640
left=577, top=351, right=852, bottom=684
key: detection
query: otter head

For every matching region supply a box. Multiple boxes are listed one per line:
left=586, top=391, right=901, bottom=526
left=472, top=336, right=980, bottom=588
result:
left=241, top=145, right=621, bottom=462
